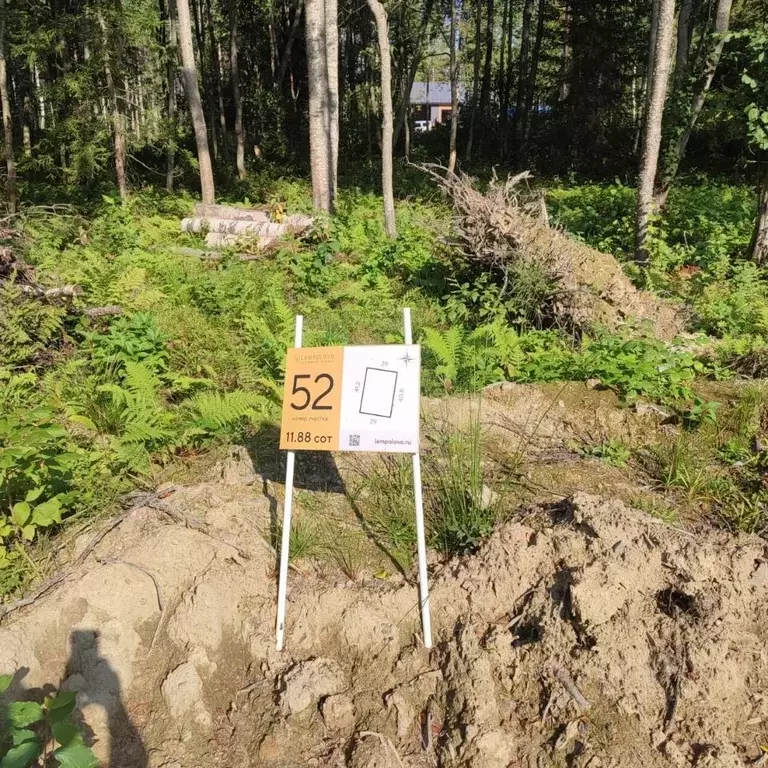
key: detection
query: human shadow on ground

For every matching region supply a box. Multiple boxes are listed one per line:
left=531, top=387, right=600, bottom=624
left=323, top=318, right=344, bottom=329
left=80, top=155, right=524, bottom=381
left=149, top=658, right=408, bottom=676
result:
left=64, top=629, right=148, bottom=767
left=245, top=426, right=410, bottom=578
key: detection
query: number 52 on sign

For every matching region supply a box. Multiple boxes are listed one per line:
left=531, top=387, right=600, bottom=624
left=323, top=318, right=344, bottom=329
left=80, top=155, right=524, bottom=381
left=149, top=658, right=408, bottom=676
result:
left=279, top=345, right=421, bottom=452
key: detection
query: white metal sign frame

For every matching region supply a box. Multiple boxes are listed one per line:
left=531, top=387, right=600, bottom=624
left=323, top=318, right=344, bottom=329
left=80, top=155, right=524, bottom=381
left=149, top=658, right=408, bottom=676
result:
left=275, top=308, right=432, bottom=650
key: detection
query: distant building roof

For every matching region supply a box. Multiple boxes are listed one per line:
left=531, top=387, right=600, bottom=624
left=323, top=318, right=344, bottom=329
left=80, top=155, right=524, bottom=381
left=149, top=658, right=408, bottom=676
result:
left=410, top=81, right=466, bottom=105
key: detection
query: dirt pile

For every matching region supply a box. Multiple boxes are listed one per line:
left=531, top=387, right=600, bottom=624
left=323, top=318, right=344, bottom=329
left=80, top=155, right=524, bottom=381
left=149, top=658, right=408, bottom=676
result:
left=1, top=448, right=767, bottom=767
left=431, top=171, right=687, bottom=340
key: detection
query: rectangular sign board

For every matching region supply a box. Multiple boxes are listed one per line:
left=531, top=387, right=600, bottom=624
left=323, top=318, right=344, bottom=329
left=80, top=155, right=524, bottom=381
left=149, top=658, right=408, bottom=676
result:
left=279, top=345, right=420, bottom=452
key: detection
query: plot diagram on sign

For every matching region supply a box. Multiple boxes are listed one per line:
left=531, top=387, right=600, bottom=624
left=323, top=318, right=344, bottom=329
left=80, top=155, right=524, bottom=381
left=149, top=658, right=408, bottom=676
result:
left=339, top=345, right=420, bottom=452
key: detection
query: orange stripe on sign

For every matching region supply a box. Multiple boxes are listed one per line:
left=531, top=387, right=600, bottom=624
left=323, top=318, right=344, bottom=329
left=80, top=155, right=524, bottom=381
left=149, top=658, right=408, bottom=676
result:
left=279, top=347, right=343, bottom=451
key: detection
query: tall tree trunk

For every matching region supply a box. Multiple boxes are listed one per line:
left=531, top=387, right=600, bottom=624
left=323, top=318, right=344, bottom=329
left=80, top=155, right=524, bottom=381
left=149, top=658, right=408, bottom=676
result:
left=500, top=0, right=514, bottom=156
left=229, top=0, right=246, bottom=179
left=306, top=0, right=332, bottom=211
left=367, top=0, right=396, bottom=239
left=642, top=0, right=660, bottom=119
left=558, top=0, right=570, bottom=102
left=477, top=0, right=493, bottom=154
left=515, top=0, right=534, bottom=152
left=655, top=0, right=733, bottom=207
left=325, top=0, right=339, bottom=203
left=166, top=0, right=178, bottom=191
left=497, top=0, right=509, bottom=123
left=276, top=0, right=304, bottom=90
left=447, top=0, right=459, bottom=174
left=521, top=0, right=546, bottom=164
left=177, top=0, right=216, bottom=203
left=97, top=10, right=128, bottom=200
left=205, top=0, right=226, bottom=152
left=635, top=0, right=675, bottom=264
left=0, top=0, right=17, bottom=214
left=673, top=0, right=693, bottom=89
left=465, top=0, right=483, bottom=162
left=750, top=162, right=768, bottom=265
left=393, top=0, right=435, bottom=147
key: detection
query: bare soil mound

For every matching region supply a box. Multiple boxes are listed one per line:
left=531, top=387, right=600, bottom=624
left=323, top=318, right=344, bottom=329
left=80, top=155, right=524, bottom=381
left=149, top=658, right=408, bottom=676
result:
left=1, top=448, right=766, bottom=767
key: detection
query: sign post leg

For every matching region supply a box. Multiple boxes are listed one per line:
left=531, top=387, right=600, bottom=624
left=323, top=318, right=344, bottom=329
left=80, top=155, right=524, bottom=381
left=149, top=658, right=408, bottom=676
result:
left=276, top=315, right=303, bottom=651
left=403, top=308, right=432, bottom=649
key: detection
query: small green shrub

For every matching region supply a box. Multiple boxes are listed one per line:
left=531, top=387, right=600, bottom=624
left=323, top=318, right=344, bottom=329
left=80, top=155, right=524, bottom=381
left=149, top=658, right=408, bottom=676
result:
left=0, top=408, right=85, bottom=568
left=0, top=673, right=98, bottom=768
left=584, top=439, right=631, bottom=467
left=84, top=312, right=169, bottom=375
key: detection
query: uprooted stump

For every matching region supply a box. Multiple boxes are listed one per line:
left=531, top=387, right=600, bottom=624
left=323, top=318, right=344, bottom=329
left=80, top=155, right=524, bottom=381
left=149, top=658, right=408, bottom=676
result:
left=430, top=170, right=687, bottom=340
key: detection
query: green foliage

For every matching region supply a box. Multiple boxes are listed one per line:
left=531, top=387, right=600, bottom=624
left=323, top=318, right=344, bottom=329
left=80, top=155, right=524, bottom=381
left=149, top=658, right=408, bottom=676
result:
left=84, top=312, right=169, bottom=375
left=548, top=182, right=755, bottom=282
left=0, top=677, right=97, bottom=768
left=584, top=439, right=631, bottom=468
left=0, top=407, right=82, bottom=567
left=421, top=321, right=521, bottom=392
left=0, top=282, right=66, bottom=369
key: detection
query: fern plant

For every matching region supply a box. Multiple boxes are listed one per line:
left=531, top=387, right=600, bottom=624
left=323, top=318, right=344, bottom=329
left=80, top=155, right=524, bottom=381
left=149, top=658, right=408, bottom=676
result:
left=182, top=390, right=267, bottom=442
left=74, top=362, right=176, bottom=473
left=422, top=321, right=520, bottom=392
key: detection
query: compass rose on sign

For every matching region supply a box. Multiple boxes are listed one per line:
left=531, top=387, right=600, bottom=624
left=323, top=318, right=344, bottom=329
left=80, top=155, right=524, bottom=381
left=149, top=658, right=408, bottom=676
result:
left=399, top=350, right=415, bottom=367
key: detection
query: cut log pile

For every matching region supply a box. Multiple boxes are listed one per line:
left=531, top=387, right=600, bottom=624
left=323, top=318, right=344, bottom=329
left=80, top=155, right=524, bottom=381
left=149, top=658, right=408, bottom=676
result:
left=180, top=203, right=313, bottom=252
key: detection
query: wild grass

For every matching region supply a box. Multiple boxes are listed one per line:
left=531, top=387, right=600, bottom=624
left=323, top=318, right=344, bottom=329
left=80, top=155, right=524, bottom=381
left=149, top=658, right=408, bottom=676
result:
left=426, top=407, right=501, bottom=556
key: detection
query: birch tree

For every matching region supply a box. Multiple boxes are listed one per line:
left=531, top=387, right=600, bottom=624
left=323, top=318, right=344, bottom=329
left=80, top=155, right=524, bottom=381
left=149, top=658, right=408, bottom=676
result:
left=177, top=0, right=216, bottom=203
left=229, top=0, right=246, bottom=179
left=447, top=0, right=459, bottom=175
left=367, top=0, right=396, bottom=238
left=0, top=0, right=16, bottom=213
left=306, top=0, right=332, bottom=211
left=635, top=0, right=675, bottom=264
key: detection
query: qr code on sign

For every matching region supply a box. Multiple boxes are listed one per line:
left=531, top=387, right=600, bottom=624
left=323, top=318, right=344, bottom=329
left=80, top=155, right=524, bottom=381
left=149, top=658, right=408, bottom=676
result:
left=349, top=434, right=361, bottom=447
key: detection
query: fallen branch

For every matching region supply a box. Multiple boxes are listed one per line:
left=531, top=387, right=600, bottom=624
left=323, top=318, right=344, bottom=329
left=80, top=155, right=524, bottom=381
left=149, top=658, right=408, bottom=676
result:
left=17, top=283, right=83, bottom=300
left=84, top=305, right=123, bottom=318
left=554, top=666, right=591, bottom=712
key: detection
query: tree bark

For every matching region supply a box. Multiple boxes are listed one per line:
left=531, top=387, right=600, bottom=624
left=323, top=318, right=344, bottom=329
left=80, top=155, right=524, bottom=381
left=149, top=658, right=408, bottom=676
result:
left=166, top=0, right=178, bottom=191
left=635, top=0, right=675, bottom=264
left=97, top=9, right=128, bottom=200
left=447, top=0, right=459, bottom=175
left=465, top=0, right=483, bottom=162
left=477, top=0, right=494, bottom=153
left=177, top=0, right=216, bottom=203
left=655, top=0, right=733, bottom=207
left=229, top=0, right=246, bottom=179
left=325, top=0, right=339, bottom=203
left=497, top=0, right=509, bottom=120
left=367, top=0, right=396, bottom=238
left=750, top=162, right=768, bottom=265
left=673, top=0, right=693, bottom=89
left=515, top=0, right=534, bottom=152
left=204, top=0, right=227, bottom=153
left=558, top=0, right=571, bottom=102
left=643, top=0, right=660, bottom=117
left=0, top=0, right=17, bottom=214
left=306, top=0, right=332, bottom=211
left=500, top=0, right=514, bottom=156
left=521, top=0, right=546, bottom=164
left=276, top=0, right=304, bottom=90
